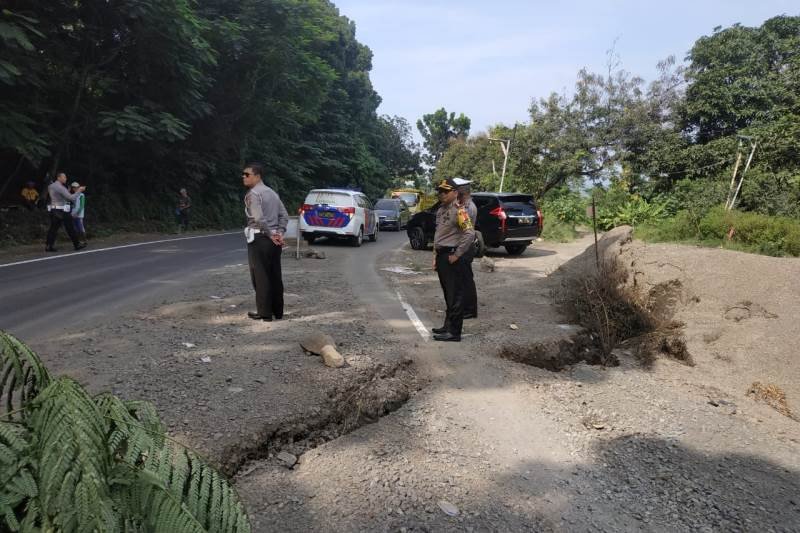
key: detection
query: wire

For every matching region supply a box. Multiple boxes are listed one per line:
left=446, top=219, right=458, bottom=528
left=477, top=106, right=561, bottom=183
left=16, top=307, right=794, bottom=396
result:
left=655, top=157, right=734, bottom=177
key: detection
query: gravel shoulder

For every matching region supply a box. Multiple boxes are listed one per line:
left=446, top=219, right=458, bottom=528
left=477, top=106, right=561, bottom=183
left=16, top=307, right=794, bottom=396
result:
left=25, top=241, right=415, bottom=476
left=21, top=231, right=800, bottom=532
left=237, top=235, right=800, bottom=532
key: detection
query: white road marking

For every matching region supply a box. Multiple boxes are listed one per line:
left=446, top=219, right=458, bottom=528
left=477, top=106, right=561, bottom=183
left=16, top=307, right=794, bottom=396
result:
left=0, top=232, right=240, bottom=269
left=396, top=290, right=430, bottom=342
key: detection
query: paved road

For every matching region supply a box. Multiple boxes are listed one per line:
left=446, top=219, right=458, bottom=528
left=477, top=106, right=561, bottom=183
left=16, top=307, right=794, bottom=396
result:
left=0, top=233, right=247, bottom=341
left=0, top=226, right=413, bottom=343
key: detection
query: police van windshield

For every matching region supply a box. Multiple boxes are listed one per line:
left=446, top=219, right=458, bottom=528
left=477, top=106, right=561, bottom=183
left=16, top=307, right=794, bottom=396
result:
left=393, top=192, right=418, bottom=206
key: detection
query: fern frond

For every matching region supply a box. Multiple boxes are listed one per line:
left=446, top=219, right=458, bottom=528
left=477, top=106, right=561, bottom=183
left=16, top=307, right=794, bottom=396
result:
left=0, top=331, right=51, bottom=421
left=1, top=334, right=252, bottom=532
left=0, top=421, right=37, bottom=531
left=96, top=393, right=165, bottom=465
left=29, top=377, right=120, bottom=532
left=133, top=444, right=251, bottom=533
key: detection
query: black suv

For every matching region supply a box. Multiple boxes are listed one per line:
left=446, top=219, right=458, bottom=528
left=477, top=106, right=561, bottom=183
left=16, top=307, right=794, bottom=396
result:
left=406, top=192, right=543, bottom=256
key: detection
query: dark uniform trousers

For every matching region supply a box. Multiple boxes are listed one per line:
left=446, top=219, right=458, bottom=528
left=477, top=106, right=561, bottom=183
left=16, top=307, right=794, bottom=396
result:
left=247, top=235, right=284, bottom=319
left=436, top=247, right=468, bottom=336
left=461, top=246, right=477, bottom=317
left=46, top=210, right=80, bottom=249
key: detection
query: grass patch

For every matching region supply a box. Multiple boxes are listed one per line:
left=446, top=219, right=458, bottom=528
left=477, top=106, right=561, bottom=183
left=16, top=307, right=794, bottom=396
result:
left=541, top=219, right=579, bottom=242
left=636, top=206, right=800, bottom=257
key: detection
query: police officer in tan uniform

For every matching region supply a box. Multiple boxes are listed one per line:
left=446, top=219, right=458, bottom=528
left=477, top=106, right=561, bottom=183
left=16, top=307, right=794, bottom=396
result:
left=431, top=178, right=475, bottom=342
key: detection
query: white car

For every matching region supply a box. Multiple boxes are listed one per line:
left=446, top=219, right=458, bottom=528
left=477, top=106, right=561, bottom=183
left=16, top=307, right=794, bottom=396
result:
left=299, top=189, right=379, bottom=247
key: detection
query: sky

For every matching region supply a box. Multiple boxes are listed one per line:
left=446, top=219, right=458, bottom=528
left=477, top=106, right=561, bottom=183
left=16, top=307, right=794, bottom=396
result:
left=333, top=0, right=797, bottom=140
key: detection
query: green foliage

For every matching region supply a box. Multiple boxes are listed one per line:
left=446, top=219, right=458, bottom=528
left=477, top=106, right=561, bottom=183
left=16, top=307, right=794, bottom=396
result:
left=638, top=206, right=800, bottom=257
left=432, top=16, right=799, bottom=225
left=540, top=219, right=579, bottom=242
left=433, top=134, right=494, bottom=186
left=597, top=196, right=668, bottom=230
left=0, top=331, right=251, bottom=532
left=416, top=108, right=471, bottom=167
left=541, top=188, right=588, bottom=225
left=1, top=0, right=414, bottom=230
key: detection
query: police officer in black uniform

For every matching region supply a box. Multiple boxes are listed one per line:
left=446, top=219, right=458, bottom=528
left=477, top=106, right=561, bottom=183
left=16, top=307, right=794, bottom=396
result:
left=431, top=178, right=475, bottom=342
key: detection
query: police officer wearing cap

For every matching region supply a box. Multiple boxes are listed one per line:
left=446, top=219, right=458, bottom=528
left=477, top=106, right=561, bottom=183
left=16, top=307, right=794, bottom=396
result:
left=243, top=162, right=289, bottom=322
left=431, top=178, right=475, bottom=342
left=453, top=177, right=478, bottom=319
left=45, top=172, right=86, bottom=252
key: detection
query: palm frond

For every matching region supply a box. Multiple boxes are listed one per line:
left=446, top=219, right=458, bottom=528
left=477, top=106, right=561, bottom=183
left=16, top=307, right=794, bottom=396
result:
left=0, top=331, right=51, bottom=421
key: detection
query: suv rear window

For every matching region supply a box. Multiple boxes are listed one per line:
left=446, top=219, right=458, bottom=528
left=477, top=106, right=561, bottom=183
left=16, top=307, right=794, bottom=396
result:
left=306, top=191, right=354, bottom=207
left=499, top=195, right=537, bottom=216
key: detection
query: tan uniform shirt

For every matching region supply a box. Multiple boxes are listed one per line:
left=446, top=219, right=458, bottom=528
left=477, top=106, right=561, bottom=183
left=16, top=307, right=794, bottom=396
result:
left=434, top=202, right=475, bottom=258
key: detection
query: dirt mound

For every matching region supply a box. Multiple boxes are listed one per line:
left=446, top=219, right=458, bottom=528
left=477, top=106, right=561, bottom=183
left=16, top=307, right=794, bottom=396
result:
left=578, top=228, right=800, bottom=419
left=552, top=227, right=691, bottom=367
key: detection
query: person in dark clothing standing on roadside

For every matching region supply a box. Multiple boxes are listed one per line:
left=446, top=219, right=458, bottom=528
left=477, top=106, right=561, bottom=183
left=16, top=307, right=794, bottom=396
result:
left=243, top=162, right=289, bottom=322
left=176, top=188, right=191, bottom=232
left=45, top=172, right=86, bottom=252
left=431, top=178, right=475, bottom=342
left=454, top=177, right=478, bottom=319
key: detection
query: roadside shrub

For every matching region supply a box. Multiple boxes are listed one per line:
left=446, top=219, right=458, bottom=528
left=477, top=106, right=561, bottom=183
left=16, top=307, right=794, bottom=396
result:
left=541, top=219, right=578, bottom=242
left=0, top=331, right=251, bottom=532
left=597, top=196, right=668, bottom=230
left=541, top=188, right=588, bottom=225
left=638, top=205, right=800, bottom=257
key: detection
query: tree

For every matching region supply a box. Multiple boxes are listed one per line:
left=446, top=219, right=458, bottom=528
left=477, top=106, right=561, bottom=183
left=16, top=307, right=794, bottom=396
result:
left=0, top=0, right=413, bottom=236
left=374, top=115, right=422, bottom=187
left=416, top=108, right=470, bottom=167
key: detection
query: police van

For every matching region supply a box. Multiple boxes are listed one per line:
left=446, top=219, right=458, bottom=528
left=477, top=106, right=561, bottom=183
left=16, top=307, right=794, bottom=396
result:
left=299, top=189, right=379, bottom=247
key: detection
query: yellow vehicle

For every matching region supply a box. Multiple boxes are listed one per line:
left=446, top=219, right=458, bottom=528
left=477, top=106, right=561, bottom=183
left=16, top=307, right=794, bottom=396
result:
left=389, top=188, right=435, bottom=214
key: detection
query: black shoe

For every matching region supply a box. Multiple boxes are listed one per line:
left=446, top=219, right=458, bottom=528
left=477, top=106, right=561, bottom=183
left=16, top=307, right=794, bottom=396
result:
left=433, top=332, right=461, bottom=342
left=45, top=247, right=58, bottom=252
left=463, top=313, right=477, bottom=319
left=74, top=243, right=87, bottom=251
left=431, top=326, right=448, bottom=334
left=248, top=312, right=271, bottom=321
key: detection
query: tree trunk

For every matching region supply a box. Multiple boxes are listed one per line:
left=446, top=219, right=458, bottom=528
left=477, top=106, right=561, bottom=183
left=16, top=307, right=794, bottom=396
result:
left=48, top=68, right=90, bottom=179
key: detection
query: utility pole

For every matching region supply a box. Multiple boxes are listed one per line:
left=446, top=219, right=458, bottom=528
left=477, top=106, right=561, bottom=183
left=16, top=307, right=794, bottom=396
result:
left=488, top=137, right=510, bottom=192
left=726, top=135, right=757, bottom=211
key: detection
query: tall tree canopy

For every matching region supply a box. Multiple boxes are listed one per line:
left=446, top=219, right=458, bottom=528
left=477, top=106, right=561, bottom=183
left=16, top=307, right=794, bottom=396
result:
left=0, top=0, right=420, bottom=226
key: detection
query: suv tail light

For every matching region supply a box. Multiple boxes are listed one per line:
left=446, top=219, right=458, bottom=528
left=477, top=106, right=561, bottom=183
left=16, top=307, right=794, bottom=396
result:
left=340, top=206, right=355, bottom=215
left=537, top=209, right=543, bottom=226
left=300, top=203, right=313, bottom=214
left=489, top=206, right=507, bottom=220
left=490, top=206, right=507, bottom=232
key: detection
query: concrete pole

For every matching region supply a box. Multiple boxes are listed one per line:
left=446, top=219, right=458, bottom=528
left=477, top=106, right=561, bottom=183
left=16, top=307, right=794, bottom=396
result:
left=499, top=140, right=510, bottom=193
